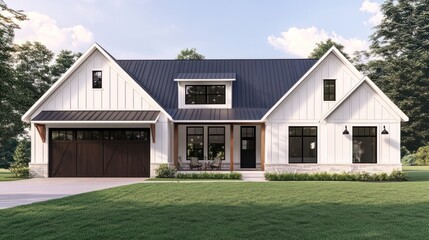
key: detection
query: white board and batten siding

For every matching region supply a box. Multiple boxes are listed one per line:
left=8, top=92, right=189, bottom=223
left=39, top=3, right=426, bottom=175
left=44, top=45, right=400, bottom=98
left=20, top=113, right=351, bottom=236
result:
left=29, top=49, right=170, bottom=172
left=265, top=52, right=402, bottom=173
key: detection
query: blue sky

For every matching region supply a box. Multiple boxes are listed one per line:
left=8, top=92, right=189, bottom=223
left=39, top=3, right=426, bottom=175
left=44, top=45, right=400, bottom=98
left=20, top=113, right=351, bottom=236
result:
left=9, top=0, right=382, bottom=59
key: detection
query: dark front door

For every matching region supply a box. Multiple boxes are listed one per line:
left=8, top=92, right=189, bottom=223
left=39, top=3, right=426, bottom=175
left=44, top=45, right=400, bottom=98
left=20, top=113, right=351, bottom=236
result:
left=49, top=129, right=150, bottom=177
left=240, top=126, right=256, bottom=168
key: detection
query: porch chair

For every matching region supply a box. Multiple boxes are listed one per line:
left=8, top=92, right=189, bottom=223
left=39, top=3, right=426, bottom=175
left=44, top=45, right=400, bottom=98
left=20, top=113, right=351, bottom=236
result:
left=189, top=157, right=202, bottom=170
left=209, top=157, right=222, bottom=170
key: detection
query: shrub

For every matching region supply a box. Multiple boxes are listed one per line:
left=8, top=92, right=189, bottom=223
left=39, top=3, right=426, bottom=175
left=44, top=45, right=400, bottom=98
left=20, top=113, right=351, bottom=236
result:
left=415, top=145, right=429, bottom=166
left=265, top=171, right=408, bottom=182
left=176, top=172, right=242, bottom=180
left=401, top=154, right=417, bottom=166
left=13, top=139, right=31, bottom=166
left=155, top=164, right=177, bottom=178
left=9, top=163, right=29, bottom=178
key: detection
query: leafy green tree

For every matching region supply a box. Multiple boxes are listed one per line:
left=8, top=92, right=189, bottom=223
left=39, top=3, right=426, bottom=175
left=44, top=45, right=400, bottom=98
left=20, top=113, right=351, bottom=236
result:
left=12, top=41, right=54, bottom=117
left=51, top=50, right=82, bottom=82
left=0, top=0, right=27, bottom=150
left=369, top=0, right=429, bottom=153
left=309, top=39, right=350, bottom=60
left=176, top=48, right=205, bottom=60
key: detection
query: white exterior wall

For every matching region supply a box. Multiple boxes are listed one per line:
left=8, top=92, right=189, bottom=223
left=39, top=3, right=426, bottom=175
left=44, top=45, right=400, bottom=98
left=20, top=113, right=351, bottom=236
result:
left=29, top=49, right=170, bottom=177
left=265, top=52, right=402, bottom=173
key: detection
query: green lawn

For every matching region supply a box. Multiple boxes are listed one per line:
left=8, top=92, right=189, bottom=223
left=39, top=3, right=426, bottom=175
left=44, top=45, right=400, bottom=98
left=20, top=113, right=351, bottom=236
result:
left=0, top=167, right=428, bottom=239
left=0, top=168, right=21, bottom=181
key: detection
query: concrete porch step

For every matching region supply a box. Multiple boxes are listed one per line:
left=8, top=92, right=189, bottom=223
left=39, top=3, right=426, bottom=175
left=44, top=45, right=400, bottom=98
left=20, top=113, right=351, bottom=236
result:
left=238, top=171, right=266, bottom=182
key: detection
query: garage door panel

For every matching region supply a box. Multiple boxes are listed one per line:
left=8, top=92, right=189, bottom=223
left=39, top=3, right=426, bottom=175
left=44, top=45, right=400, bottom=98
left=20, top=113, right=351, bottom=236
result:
left=127, top=142, right=148, bottom=177
left=49, top=142, right=76, bottom=177
left=49, top=129, right=150, bottom=177
left=77, top=142, right=103, bottom=177
left=103, top=142, right=128, bottom=177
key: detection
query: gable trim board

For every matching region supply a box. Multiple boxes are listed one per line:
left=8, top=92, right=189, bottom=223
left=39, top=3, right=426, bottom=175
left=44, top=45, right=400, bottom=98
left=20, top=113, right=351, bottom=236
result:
left=320, top=76, right=409, bottom=122
left=23, top=43, right=407, bottom=178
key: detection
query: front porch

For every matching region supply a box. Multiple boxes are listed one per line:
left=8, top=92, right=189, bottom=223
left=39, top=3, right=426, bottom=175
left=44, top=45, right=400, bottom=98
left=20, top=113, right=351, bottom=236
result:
left=173, top=123, right=265, bottom=171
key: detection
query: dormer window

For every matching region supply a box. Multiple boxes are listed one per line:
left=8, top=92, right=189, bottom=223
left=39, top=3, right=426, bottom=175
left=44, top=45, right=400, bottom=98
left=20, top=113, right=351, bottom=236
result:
left=92, top=71, right=102, bottom=89
left=185, top=85, right=226, bottom=104
left=175, top=72, right=235, bottom=109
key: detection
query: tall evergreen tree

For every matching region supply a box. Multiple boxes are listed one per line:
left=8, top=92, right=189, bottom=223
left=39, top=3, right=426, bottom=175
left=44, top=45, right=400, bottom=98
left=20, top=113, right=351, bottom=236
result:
left=309, top=39, right=350, bottom=60
left=13, top=41, right=54, bottom=114
left=370, top=0, right=429, bottom=153
left=51, top=50, right=82, bottom=82
left=0, top=1, right=27, bottom=149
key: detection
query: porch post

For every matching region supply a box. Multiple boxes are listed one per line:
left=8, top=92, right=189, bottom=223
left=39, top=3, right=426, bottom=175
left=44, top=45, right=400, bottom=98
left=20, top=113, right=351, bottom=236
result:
left=260, top=123, right=265, bottom=171
left=230, top=124, right=234, bottom=171
left=173, top=123, right=178, bottom=167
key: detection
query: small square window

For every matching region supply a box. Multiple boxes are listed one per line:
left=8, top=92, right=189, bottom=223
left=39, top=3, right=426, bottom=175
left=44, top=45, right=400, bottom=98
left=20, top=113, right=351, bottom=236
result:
left=93, top=71, right=102, bottom=89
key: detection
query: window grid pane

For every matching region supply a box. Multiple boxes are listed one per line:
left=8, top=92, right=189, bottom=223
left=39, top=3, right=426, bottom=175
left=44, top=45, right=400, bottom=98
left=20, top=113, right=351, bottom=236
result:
left=185, top=85, right=226, bottom=104
left=289, top=127, right=317, bottom=163
left=208, top=127, right=225, bottom=160
left=187, top=127, right=204, bottom=159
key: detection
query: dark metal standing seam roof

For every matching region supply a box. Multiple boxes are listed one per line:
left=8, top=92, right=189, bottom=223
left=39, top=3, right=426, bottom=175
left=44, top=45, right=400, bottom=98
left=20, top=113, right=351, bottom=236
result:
left=116, top=59, right=317, bottom=121
left=175, top=72, right=236, bottom=80
left=32, top=111, right=160, bottom=121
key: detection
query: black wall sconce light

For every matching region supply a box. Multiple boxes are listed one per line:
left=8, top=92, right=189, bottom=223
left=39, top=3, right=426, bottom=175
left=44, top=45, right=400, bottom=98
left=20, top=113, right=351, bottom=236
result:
left=343, top=125, right=349, bottom=135
left=381, top=125, right=389, bottom=134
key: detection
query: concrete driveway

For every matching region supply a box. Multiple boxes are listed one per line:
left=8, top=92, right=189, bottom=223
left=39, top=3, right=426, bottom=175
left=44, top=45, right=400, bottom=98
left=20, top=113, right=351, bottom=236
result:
left=0, top=178, right=145, bottom=209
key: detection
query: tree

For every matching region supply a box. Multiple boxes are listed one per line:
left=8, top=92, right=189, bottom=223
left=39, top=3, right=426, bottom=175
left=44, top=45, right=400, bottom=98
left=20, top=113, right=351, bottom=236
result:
left=369, top=0, right=429, bottom=153
left=12, top=139, right=30, bottom=166
left=309, top=39, right=350, bottom=60
left=415, top=145, right=429, bottom=166
left=0, top=1, right=27, bottom=150
left=51, top=50, right=82, bottom=82
left=176, top=48, right=205, bottom=60
left=0, top=139, right=17, bottom=168
left=13, top=41, right=54, bottom=115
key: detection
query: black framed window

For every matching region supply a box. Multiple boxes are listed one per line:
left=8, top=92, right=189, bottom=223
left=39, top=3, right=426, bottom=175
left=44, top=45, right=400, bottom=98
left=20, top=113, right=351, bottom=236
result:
left=187, top=127, right=204, bottom=159
left=289, top=127, right=317, bottom=163
left=208, top=127, right=225, bottom=160
left=324, top=79, right=335, bottom=101
left=353, top=127, right=377, bottom=163
left=92, top=71, right=102, bottom=89
left=185, top=85, right=225, bottom=104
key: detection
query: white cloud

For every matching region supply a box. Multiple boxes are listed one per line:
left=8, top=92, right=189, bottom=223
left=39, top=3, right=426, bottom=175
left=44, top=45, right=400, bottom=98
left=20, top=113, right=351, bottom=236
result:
left=267, top=26, right=368, bottom=58
left=14, top=12, right=94, bottom=53
left=360, top=0, right=383, bottom=26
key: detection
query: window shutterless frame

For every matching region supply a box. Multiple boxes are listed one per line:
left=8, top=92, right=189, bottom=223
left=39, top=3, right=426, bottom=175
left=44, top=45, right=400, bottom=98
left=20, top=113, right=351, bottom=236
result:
left=186, top=127, right=204, bottom=160
left=352, top=127, right=377, bottom=164
left=92, top=70, right=102, bottom=89
left=208, top=127, right=225, bottom=160
left=288, top=126, right=318, bottom=163
left=185, top=85, right=226, bottom=104
left=323, top=79, right=335, bottom=101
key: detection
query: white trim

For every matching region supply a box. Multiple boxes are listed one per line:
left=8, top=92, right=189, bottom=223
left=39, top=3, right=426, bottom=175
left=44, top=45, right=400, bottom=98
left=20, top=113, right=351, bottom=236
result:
left=22, top=43, right=173, bottom=123
left=319, top=76, right=408, bottom=122
left=261, top=46, right=364, bottom=121
left=174, top=78, right=236, bottom=82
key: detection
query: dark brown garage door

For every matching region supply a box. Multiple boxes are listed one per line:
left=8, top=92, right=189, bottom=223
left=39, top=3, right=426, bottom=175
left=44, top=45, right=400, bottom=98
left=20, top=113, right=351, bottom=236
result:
left=49, top=129, right=150, bottom=177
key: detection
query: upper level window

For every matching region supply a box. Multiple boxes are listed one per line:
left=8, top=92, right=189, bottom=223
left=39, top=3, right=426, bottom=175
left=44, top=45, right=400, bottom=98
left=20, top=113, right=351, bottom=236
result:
left=92, top=71, right=102, bottom=89
left=185, top=85, right=225, bottom=104
left=323, top=79, right=335, bottom=101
